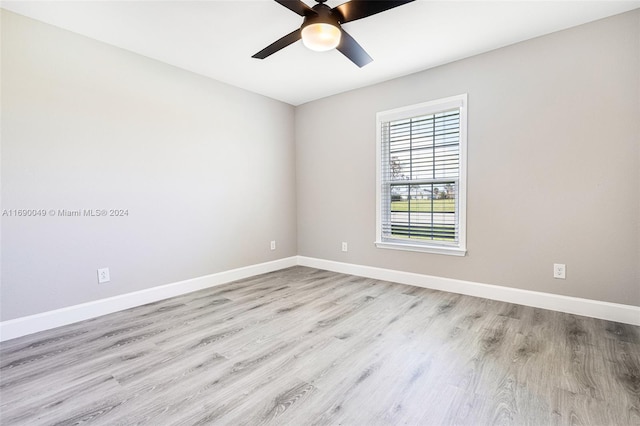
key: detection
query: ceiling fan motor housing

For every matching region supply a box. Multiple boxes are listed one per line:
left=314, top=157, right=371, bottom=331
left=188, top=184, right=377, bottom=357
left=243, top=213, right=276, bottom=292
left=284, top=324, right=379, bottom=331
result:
left=301, top=3, right=342, bottom=30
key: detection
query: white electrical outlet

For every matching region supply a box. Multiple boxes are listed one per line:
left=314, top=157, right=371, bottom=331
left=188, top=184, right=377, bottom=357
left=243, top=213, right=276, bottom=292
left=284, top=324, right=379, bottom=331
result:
left=98, top=267, right=110, bottom=284
left=270, top=240, right=276, bottom=250
left=553, top=263, right=566, bottom=279
left=342, top=242, right=348, bottom=252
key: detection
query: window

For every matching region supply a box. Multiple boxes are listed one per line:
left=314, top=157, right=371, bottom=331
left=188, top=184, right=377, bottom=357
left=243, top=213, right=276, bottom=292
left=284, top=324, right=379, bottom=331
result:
left=376, top=94, right=467, bottom=256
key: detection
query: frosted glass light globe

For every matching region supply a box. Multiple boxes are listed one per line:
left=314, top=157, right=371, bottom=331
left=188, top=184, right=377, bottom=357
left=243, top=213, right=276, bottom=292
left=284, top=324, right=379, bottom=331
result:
left=301, top=23, right=341, bottom=52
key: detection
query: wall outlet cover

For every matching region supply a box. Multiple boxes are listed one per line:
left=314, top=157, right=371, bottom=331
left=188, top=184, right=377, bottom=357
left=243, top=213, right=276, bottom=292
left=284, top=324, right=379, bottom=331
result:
left=98, top=267, right=110, bottom=283
left=553, top=263, right=566, bottom=279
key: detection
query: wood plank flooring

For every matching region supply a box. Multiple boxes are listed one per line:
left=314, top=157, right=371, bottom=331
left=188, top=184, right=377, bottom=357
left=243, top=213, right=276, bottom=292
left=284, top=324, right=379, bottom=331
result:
left=1, top=266, right=639, bottom=425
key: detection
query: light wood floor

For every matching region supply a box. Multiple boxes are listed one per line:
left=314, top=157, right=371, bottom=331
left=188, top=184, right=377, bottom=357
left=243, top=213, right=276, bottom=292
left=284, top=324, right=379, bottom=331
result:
left=1, top=266, right=638, bottom=425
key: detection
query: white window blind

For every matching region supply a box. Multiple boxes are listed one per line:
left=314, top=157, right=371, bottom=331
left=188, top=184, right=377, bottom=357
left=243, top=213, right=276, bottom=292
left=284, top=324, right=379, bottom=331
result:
left=376, top=94, right=467, bottom=256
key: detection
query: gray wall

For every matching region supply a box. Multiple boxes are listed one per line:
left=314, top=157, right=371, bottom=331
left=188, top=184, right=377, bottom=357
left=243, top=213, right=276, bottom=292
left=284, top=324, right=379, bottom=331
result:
left=1, top=11, right=297, bottom=321
left=296, top=10, right=640, bottom=306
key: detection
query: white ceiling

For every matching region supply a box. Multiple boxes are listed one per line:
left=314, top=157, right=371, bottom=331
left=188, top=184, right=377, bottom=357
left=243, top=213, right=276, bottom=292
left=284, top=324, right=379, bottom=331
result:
left=2, top=1, right=639, bottom=105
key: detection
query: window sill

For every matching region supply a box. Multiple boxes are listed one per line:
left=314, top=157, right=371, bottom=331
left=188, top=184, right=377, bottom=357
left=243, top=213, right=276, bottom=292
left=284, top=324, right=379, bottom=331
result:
left=375, top=241, right=467, bottom=257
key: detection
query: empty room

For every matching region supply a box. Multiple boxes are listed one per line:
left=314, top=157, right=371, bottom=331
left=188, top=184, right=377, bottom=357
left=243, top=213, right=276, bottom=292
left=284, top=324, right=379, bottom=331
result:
left=1, top=1, right=639, bottom=425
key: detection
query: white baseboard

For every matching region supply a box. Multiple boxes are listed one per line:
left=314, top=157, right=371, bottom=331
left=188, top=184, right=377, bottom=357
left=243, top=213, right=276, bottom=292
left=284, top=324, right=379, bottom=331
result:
left=297, top=256, right=640, bottom=326
left=2, top=255, right=637, bottom=342
left=0, top=257, right=297, bottom=342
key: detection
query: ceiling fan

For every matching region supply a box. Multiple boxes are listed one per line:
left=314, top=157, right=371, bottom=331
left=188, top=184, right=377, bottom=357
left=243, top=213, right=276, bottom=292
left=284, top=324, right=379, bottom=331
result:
left=252, top=0, right=415, bottom=67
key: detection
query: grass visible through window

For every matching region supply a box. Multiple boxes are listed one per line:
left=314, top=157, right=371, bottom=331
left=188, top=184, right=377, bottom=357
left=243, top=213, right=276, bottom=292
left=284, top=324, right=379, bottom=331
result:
left=390, top=199, right=456, bottom=241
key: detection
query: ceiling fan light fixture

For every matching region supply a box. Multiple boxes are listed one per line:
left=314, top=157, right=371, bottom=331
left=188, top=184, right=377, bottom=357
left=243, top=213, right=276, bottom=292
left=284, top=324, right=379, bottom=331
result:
left=253, top=0, right=415, bottom=66
left=301, top=23, right=341, bottom=52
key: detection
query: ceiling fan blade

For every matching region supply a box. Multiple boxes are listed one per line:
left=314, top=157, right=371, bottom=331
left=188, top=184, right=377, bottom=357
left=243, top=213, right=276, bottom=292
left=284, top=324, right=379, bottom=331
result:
left=274, top=0, right=316, bottom=16
left=336, top=29, right=372, bottom=68
left=252, top=29, right=302, bottom=59
left=333, top=0, right=415, bottom=24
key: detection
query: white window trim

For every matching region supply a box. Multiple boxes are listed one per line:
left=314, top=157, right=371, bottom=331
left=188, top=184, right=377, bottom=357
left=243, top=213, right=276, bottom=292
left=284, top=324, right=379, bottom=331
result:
left=375, top=94, right=468, bottom=256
